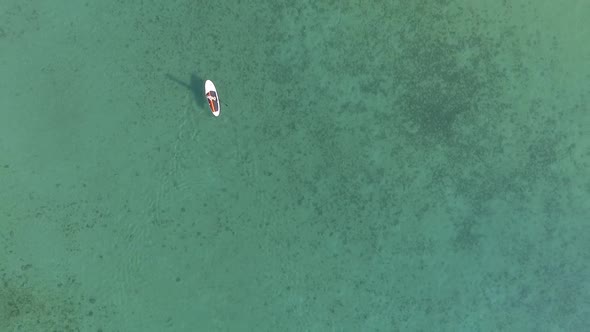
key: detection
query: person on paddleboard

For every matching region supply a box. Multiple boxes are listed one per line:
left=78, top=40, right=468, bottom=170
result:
left=205, top=80, right=220, bottom=117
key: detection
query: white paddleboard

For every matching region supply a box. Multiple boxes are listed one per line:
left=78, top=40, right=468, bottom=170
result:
left=205, top=80, right=220, bottom=117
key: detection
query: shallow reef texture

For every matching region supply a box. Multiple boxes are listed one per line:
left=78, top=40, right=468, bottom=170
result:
left=245, top=0, right=589, bottom=330
left=0, top=267, right=112, bottom=331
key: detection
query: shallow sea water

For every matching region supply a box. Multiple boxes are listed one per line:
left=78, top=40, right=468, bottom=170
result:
left=0, top=0, right=589, bottom=331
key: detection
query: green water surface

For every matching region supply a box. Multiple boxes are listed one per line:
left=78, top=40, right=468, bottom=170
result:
left=1, top=0, right=589, bottom=331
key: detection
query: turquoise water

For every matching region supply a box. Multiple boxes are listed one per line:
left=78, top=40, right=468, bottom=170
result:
left=1, top=0, right=589, bottom=331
